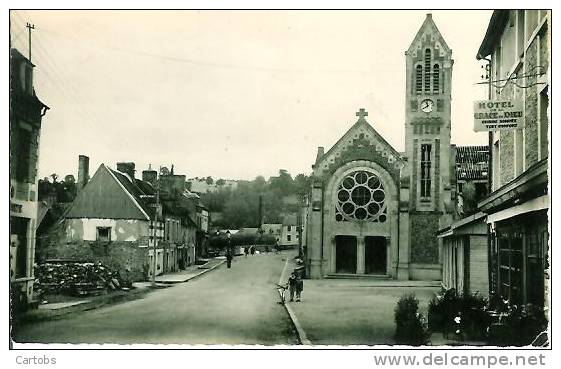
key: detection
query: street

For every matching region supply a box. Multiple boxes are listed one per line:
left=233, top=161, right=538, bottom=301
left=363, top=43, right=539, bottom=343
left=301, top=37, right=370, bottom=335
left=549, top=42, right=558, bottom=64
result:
left=13, top=252, right=299, bottom=345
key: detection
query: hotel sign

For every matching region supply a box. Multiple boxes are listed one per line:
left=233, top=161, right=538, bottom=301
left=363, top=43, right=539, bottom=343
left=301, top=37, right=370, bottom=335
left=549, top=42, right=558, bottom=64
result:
left=473, top=100, right=523, bottom=132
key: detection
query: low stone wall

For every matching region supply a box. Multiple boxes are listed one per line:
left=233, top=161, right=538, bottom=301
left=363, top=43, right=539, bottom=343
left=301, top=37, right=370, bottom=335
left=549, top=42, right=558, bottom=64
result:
left=44, top=241, right=149, bottom=282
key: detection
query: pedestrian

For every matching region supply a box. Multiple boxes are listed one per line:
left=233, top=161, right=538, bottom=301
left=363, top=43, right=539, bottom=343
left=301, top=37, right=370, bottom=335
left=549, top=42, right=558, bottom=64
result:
left=295, top=274, right=304, bottom=302
left=244, top=247, right=249, bottom=258
left=226, top=249, right=233, bottom=269
left=287, top=272, right=298, bottom=302
left=250, top=246, right=255, bottom=255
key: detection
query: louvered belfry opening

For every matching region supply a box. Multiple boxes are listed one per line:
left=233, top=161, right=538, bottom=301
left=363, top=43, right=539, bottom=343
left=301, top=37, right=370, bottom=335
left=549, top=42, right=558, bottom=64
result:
left=424, top=48, right=431, bottom=92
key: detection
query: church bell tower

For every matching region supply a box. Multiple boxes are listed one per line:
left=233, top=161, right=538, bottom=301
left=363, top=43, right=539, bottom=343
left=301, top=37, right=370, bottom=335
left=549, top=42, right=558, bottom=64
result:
left=403, top=13, right=453, bottom=277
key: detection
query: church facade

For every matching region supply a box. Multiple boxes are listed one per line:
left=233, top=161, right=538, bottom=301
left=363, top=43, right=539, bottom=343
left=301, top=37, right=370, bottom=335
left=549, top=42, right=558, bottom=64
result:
left=305, top=14, right=455, bottom=280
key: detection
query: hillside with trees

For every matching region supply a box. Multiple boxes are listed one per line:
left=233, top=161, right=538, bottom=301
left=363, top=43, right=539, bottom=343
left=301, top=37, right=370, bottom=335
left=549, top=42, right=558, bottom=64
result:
left=199, top=170, right=311, bottom=229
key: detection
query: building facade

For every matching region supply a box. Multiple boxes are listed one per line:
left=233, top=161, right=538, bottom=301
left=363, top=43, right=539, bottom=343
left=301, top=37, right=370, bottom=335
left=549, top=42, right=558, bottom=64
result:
left=304, top=14, right=455, bottom=280
left=64, top=162, right=164, bottom=281
left=280, top=215, right=299, bottom=248
left=439, top=145, right=490, bottom=296
left=476, top=10, right=550, bottom=308
left=10, top=48, right=49, bottom=305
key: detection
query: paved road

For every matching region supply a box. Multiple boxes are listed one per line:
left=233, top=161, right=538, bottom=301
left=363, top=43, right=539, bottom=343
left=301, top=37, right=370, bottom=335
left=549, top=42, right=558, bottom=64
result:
left=13, top=252, right=298, bottom=345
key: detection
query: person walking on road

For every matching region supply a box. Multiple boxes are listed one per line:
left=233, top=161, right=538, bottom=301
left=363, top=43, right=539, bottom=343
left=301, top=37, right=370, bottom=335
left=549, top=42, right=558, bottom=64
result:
left=287, top=272, right=298, bottom=302
left=295, top=274, right=303, bottom=302
left=226, top=249, right=233, bottom=268
left=244, top=247, right=249, bottom=258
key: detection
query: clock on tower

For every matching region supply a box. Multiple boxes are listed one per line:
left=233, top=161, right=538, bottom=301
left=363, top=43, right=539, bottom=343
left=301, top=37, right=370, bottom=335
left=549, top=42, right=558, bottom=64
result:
left=404, top=13, right=453, bottom=213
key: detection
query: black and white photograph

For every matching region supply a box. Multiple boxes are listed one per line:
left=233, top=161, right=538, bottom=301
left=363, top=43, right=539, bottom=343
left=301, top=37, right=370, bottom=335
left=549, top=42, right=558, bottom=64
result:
left=6, top=4, right=553, bottom=363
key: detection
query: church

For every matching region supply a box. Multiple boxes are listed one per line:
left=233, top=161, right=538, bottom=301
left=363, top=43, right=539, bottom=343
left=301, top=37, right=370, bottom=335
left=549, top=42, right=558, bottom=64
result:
left=304, top=14, right=455, bottom=280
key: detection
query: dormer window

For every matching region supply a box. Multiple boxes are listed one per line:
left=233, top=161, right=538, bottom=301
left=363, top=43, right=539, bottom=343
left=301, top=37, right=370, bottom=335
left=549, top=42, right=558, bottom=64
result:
left=19, top=63, right=33, bottom=95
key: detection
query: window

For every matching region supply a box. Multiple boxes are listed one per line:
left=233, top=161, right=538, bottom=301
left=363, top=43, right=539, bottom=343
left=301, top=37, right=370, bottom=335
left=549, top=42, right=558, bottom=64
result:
left=526, top=10, right=539, bottom=43
left=526, top=228, right=546, bottom=305
left=420, top=144, right=432, bottom=198
left=501, top=11, right=516, bottom=77
left=424, top=49, right=431, bottom=93
left=493, top=139, right=500, bottom=190
left=287, top=235, right=291, bottom=242
left=493, top=46, right=501, bottom=98
left=287, top=225, right=291, bottom=232
left=19, top=63, right=33, bottom=94
left=433, top=64, right=440, bottom=93
left=539, top=86, right=549, bottom=160
left=335, top=170, right=387, bottom=222
left=517, top=10, right=525, bottom=57
left=415, top=65, right=423, bottom=93
left=96, top=227, right=111, bottom=242
left=15, top=126, right=32, bottom=182
left=498, top=230, right=523, bottom=304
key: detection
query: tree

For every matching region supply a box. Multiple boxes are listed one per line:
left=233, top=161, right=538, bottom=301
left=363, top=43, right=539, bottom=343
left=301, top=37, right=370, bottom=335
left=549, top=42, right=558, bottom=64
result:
left=294, top=173, right=311, bottom=195
left=216, top=179, right=226, bottom=186
left=206, top=176, right=214, bottom=185
left=269, top=169, right=294, bottom=196
left=460, top=181, right=478, bottom=216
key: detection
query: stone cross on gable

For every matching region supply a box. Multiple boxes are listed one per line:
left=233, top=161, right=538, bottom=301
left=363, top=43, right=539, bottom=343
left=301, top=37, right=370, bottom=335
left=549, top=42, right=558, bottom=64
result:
left=356, top=108, right=368, bottom=120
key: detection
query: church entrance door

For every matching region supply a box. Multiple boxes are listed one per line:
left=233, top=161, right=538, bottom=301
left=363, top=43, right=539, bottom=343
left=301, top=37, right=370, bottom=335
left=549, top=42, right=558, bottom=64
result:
left=365, top=236, right=387, bottom=274
left=335, top=235, right=357, bottom=274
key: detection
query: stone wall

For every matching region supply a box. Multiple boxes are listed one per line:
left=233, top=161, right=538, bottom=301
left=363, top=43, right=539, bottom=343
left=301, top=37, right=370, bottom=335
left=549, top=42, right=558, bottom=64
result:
left=499, top=130, right=515, bottom=185
left=524, top=40, right=539, bottom=170
left=45, top=240, right=149, bottom=282
left=409, top=212, right=440, bottom=264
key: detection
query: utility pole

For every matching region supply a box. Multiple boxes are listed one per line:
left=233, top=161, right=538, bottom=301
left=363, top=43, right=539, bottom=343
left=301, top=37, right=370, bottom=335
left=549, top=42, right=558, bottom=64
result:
left=151, top=167, right=161, bottom=287
left=26, top=23, right=34, bottom=62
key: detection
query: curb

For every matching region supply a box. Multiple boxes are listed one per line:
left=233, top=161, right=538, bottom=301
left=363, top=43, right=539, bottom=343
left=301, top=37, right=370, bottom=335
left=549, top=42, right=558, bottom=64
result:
left=186, top=260, right=225, bottom=282
left=277, top=289, right=312, bottom=345
left=19, top=287, right=151, bottom=324
left=277, top=256, right=312, bottom=346
left=156, top=260, right=225, bottom=284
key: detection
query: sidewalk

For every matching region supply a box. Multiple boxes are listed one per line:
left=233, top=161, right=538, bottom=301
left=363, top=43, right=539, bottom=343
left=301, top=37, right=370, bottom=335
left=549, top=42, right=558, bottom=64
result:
left=280, top=258, right=440, bottom=345
left=155, top=258, right=224, bottom=283
left=20, top=286, right=152, bottom=323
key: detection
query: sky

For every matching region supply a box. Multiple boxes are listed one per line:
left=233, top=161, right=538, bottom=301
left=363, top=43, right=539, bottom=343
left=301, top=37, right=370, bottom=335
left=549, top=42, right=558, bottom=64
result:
left=10, top=10, right=492, bottom=181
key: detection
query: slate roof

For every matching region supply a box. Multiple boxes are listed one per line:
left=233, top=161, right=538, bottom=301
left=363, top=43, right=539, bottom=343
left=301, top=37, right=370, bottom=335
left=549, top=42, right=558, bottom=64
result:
left=109, top=168, right=157, bottom=218
left=282, top=214, right=297, bottom=226
left=455, top=146, right=489, bottom=181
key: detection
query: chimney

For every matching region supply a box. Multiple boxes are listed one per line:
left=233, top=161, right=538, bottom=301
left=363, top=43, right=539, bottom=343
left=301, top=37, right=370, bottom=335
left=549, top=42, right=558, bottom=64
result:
left=116, top=162, right=135, bottom=181
left=315, top=147, right=325, bottom=164
left=142, top=165, right=158, bottom=187
left=77, top=155, right=89, bottom=192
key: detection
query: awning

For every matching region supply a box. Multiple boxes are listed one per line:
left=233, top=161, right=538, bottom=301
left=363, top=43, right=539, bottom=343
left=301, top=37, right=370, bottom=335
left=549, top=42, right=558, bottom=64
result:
left=487, top=195, right=549, bottom=224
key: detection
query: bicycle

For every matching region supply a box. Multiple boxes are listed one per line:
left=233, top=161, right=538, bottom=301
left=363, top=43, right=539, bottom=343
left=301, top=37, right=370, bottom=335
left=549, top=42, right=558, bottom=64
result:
left=276, top=283, right=288, bottom=304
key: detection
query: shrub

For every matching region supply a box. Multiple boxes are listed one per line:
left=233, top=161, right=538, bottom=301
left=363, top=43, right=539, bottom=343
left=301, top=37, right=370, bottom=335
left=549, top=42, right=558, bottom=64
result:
left=489, top=302, right=548, bottom=346
left=427, top=288, right=490, bottom=339
left=394, top=293, right=430, bottom=346
left=428, top=294, right=444, bottom=331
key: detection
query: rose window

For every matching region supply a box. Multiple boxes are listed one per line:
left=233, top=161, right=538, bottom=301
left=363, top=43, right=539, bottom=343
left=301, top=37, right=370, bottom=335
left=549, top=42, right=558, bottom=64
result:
left=335, top=171, right=387, bottom=222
